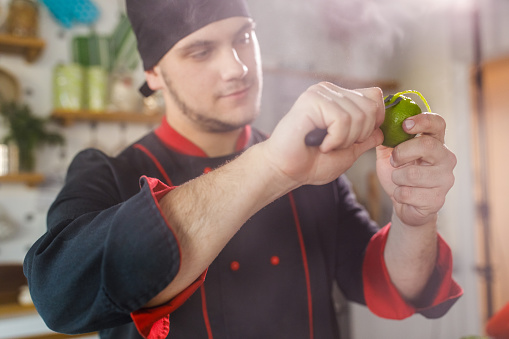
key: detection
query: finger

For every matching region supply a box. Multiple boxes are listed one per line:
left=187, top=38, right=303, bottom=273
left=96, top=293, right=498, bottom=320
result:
left=351, top=128, right=384, bottom=159
left=318, top=86, right=366, bottom=145
left=390, top=135, right=453, bottom=167
left=391, top=164, right=454, bottom=189
left=393, top=186, right=445, bottom=214
left=402, top=112, right=446, bottom=144
left=311, top=88, right=354, bottom=151
left=319, top=84, right=380, bottom=143
left=355, top=87, right=385, bottom=128
left=397, top=204, right=438, bottom=227
left=345, top=86, right=384, bottom=134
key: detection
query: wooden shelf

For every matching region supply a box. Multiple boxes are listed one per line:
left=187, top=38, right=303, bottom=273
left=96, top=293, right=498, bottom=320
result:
left=0, top=304, right=98, bottom=339
left=0, top=302, right=36, bottom=317
left=0, top=34, right=45, bottom=62
left=0, top=173, right=44, bottom=187
left=22, top=332, right=98, bottom=339
left=51, top=109, right=163, bottom=126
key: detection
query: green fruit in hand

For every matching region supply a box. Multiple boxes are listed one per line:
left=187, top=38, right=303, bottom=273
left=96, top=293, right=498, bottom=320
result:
left=380, top=90, right=430, bottom=148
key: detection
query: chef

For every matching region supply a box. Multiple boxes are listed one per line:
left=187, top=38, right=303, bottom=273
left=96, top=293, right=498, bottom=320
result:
left=24, top=0, right=462, bottom=338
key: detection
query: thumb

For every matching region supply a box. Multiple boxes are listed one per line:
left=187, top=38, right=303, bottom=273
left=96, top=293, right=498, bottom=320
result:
left=353, top=129, right=384, bottom=158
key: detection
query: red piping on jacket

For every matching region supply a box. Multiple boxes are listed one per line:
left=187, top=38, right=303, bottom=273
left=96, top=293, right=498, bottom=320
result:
left=288, top=192, right=314, bottom=339
left=201, top=285, right=214, bottom=339
left=134, top=144, right=174, bottom=186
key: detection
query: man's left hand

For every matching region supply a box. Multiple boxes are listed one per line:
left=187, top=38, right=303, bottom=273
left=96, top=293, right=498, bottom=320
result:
left=376, top=112, right=457, bottom=227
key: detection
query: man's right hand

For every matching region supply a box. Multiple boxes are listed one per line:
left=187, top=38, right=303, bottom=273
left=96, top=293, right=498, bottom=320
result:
left=261, top=82, right=385, bottom=189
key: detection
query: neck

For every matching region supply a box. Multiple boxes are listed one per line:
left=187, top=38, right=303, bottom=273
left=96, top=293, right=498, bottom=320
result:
left=184, top=125, right=244, bottom=157
left=164, top=116, right=244, bottom=157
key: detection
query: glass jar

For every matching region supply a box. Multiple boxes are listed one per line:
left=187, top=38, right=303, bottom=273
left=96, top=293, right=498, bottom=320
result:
left=6, top=0, right=39, bottom=37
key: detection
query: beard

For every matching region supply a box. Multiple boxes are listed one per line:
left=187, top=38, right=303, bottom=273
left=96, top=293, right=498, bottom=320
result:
left=161, top=71, right=259, bottom=133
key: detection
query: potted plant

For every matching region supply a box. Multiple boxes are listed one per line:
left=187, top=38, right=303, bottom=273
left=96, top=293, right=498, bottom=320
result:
left=0, top=101, right=64, bottom=173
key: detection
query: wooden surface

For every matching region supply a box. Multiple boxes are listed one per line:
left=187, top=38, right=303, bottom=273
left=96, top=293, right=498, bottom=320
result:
left=0, top=173, right=45, bottom=187
left=51, top=109, right=163, bottom=126
left=0, top=34, right=45, bottom=62
left=0, top=264, right=31, bottom=316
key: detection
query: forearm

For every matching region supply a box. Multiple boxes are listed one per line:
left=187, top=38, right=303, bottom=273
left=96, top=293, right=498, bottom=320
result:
left=383, top=211, right=438, bottom=304
left=146, top=143, right=295, bottom=307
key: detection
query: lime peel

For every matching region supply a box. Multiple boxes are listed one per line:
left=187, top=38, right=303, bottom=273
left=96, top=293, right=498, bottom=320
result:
left=392, top=90, right=431, bottom=112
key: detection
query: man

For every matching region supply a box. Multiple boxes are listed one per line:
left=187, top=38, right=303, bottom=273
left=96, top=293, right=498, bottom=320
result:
left=24, top=0, right=462, bottom=338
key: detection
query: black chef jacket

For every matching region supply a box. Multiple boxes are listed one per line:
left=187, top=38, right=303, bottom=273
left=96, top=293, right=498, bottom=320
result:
left=24, top=119, right=462, bottom=339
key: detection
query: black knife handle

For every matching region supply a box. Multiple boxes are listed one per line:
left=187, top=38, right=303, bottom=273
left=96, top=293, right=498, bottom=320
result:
left=304, top=128, right=327, bottom=146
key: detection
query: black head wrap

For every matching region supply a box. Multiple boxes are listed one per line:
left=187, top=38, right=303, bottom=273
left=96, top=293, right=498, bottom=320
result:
left=126, top=0, right=251, bottom=96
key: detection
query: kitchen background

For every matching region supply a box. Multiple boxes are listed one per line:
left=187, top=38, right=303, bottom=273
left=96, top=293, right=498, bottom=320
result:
left=0, top=0, right=508, bottom=338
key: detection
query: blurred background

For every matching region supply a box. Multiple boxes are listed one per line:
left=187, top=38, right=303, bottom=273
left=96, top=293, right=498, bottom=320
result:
left=0, top=0, right=508, bottom=338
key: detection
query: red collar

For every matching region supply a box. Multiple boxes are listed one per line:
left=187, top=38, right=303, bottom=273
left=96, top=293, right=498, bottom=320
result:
left=154, top=117, right=252, bottom=157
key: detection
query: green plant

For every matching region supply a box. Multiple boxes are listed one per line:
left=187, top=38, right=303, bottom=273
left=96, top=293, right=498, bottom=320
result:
left=0, top=101, right=64, bottom=172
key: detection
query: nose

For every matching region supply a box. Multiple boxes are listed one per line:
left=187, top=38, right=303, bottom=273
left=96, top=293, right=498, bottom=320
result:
left=220, top=48, right=248, bottom=81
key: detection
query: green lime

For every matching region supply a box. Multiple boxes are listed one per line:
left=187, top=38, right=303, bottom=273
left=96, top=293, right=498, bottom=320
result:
left=380, top=90, right=430, bottom=148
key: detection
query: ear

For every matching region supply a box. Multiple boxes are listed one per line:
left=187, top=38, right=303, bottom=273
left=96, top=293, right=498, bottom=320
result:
left=144, top=66, right=164, bottom=92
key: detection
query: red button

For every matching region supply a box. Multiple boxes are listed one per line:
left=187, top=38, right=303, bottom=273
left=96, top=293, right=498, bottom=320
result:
left=203, top=167, right=212, bottom=174
left=230, top=261, right=240, bottom=271
left=270, top=256, right=280, bottom=266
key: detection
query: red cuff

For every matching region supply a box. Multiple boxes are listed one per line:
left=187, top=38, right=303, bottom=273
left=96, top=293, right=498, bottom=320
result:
left=131, top=270, right=208, bottom=339
left=142, top=175, right=181, bottom=255
left=363, top=224, right=463, bottom=319
left=132, top=177, right=208, bottom=338
left=142, top=176, right=175, bottom=201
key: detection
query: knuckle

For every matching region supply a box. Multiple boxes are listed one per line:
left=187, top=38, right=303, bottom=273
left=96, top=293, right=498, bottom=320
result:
left=356, top=106, right=367, bottom=119
left=446, top=173, right=455, bottom=190
left=421, top=135, right=437, bottom=152
left=359, top=86, right=383, bottom=101
left=338, top=110, right=352, bottom=125
left=421, top=113, right=434, bottom=129
left=364, top=94, right=379, bottom=110
left=319, top=81, right=334, bottom=87
left=305, top=85, right=323, bottom=97
left=421, top=113, right=446, bottom=133
left=437, top=115, right=447, bottom=131
left=391, top=169, right=400, bottom=184
left=434, top=191, right=446, bottom=209
left=395, top=186, right=412, bottom=202
left=299, top=88, right=317, bottom=102
left=391, top=146, right=401, bottom=163
left=371, top=86, right=383, bottom=97
left=449, top=151, right=458, bottom=168
left=351, top=109, right=365, bottom=126
left=407, top=166, right=421, bottom=183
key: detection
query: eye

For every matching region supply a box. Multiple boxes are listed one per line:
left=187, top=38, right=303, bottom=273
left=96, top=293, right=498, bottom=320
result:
left=189, top=48, right=212, bottom=60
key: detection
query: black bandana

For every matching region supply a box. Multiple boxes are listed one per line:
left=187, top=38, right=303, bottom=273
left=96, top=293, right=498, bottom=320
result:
left=126, top=0, right=251, bottom=96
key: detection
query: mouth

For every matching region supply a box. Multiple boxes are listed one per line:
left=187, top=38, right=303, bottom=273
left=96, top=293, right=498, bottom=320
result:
left=220, top=83, right=253, bottom=99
